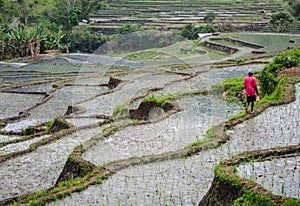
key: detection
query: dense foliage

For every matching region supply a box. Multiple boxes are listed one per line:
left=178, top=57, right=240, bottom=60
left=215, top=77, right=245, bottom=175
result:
left=66, top=27, right=107, bottom=53
left=0, top=0, right=104, bottom=30
left=180, top=24, right=216, bottom=40
left=285, top=0, right=300, bottom=20
left=269, top=12, right=293, bottom=33
left=258, top=47, right=300, bottom=96
left=0, top=0, right=107, bottom=59
left=0, top=24, right=67, bottom=60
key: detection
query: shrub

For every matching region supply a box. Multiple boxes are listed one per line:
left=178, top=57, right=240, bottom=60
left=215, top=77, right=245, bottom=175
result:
left=180, top=24, right=216, bottom=40
left=24, top=127, right=36, bottom=136
left=258, top=70, right=277, bottom=96
left=232, top=190, right=274, bottom=206
left=45, top=117, right=58, bottom=131
left=259, top=46, right=300, bottom=96
left=66, top=28, right=107, bottom=53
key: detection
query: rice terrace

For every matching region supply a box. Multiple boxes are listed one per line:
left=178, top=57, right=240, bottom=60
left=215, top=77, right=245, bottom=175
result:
left=0, top=0, right=300, bottom=205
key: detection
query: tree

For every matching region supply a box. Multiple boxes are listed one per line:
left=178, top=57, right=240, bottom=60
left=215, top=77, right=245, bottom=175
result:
left=117, top=23, right=142, bottom=35
left=180, top=24, right=215, bottom=40
left=269, top=12, right=293, bottom=33
left=180, top=24, right=194, bottom=39
left=285, top=0, right=300, bottom=20
left=204, top=13, right=216, bottom=23
left=16, top=0, right=33, bottom=25
left=0, top=0, right=4, bottom=12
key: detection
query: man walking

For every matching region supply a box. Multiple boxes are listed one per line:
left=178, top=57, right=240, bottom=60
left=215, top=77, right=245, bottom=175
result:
left=244, top=70, right=259, bottom=113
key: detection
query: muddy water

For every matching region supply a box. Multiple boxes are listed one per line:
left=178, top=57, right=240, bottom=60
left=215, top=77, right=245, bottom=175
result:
left=0, top=93, right=43, bottom=119
left=77, top=73, right=185, bottom=117
left=48, top=84, right=300, bottom=205
left=3, top=86, right=108, bottom=132
left=0, top=127, right=100, bottom=201
left=237, top=156, right=300, bottom=198
left=83, top=95, right=242, bottom=165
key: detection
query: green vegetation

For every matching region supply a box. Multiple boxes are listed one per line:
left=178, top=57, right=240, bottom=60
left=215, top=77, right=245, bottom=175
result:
left=141, top=94, right=173, bottom=106
left=259, top=47, right=300, bottom=96
left=204, top=13, right=216, bottom=23
left=45, top=117, right=58, bottom=131
left=190, top=127, right=216, bottom=147
left=223, top=34, right=300, bottom=52
left=66, top=27, right=106, bottom=53
left=117, top=23, right=142, bottom=35
left=282, top=199, right=300, bottom=206
left=214, top=164, right=242, bottom=188
left=211, top=77, right=245, bottom=104
left=180, top=24, right=216, bottom=40
left=112, top=103, right=129, bottom=119
left=23, top=127, right=36, bottom=136
left=285, top=0, right=300, bottom=20
left=126, top=49, right=158, bottom=60
left=215, top=47, right=300, bottom=110
left=231, top=189, right=274, bottom=206
left=258, top=77, right=292, bottom=104
left=269, top=12, right=293, bottom=33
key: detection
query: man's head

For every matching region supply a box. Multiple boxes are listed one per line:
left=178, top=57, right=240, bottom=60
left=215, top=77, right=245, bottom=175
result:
left=248, top=69, right=253, bottom=76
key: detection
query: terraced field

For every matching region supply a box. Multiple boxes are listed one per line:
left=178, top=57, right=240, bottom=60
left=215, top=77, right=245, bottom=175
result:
left=88, top=0, right=299, bottom=35
left=0, top=32, right=299, bottom=205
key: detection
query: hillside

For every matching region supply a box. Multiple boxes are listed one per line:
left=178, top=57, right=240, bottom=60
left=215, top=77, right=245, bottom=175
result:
left=89, top=0, right=298, bottom=34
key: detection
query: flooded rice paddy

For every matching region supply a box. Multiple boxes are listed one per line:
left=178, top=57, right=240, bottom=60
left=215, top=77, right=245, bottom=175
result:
left=48, top=84, right=300, bottom=206
left=0, top=44, right=299, bottom=205
left=237, top=156, right=300, bottom=198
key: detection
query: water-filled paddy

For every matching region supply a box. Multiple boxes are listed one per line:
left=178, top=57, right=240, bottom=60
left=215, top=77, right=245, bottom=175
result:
left=237, top=156, right=300, bottom=198
left=0, top=93, right=43, bottom=119
left=83, top=95, right=242, bottom=165
left=0, top=134, right=50, bottom=155
left=0, top=127, right=100, bottom=201
left=3, top=86, right=108, bottom=132
left=77, top=72, right=185, bottom=117
left=48, top=84, right=300, bottom=206
left=161, top=64, right=265, bottom=94
left=0, top=33, right=299, bottom=205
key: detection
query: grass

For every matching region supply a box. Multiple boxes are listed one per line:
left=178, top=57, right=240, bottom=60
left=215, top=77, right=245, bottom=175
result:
left=45, top=117, right=58, bottom=131
left=190, top=127, right=217, bottom=147
left=231, top=189, right=274, bottom=206
left=223, top=34, right=300, bottom=53
left=211, top=76, right=245, bottom=104
left=9, top=166, right=106, bottom=206
left=141, top=93, right=174, bottom=106
left=126, top=49, right=159, bottom=60
left=259, top=77, right=296, bottom=104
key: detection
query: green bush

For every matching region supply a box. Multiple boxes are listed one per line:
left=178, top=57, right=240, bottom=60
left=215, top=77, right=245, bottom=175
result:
left=66, top=28, right=107, bottom=53
left=259, top=46, right=300, bottom=96
left=45, top=117, right=58, bottom=131
left=24, top=127, right=36, bottom=136
left=117, top=23, right=142, bottom=35
left=180, top=24, right=216, bottom=40
left=282, top=199, right=300, bottom=206
left=258, top=70, right=277, bottom=96
left=231, top=190, right=274, bottom=206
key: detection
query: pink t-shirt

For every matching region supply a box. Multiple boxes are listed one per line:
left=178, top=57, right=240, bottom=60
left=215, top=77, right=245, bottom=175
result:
left=244, top=75, right=257, bottom=96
